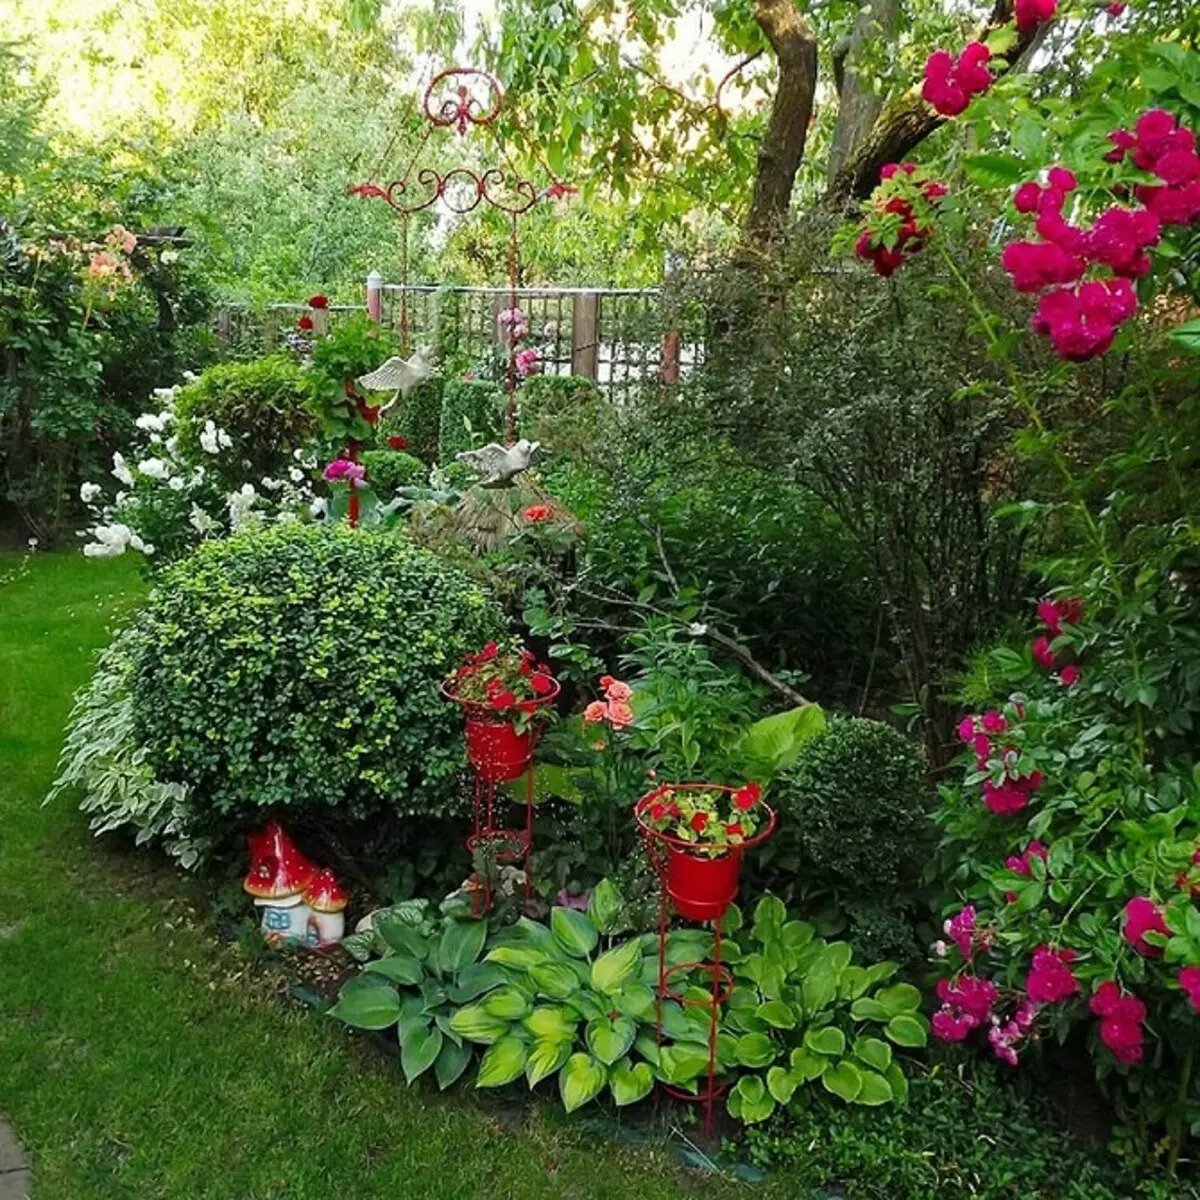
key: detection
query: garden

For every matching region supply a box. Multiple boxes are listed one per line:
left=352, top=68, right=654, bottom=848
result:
left=2, top=0, right=1200, bottom=1197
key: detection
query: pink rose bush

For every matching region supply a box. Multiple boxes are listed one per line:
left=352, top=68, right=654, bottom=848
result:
left=922, top=43, right=993, bottom=118
left=854, top=163, right=948, bottom=276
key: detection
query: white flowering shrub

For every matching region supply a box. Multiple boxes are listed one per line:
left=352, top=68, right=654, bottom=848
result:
left=79, top=383, right=319, bottom=566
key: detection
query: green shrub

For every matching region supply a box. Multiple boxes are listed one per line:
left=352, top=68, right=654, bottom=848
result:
left=380, top=377, right=444, bottom=463
left=361, top=448, right=428, bottom=495
left=756, top=717, right=930, bottom=959
left=743, top=1060, right=1170, bottom=1200
left=174, top=355, right=314, bottom=480
left=129, top=523, right=505, bottom=839
left=438, top=378, right=503, bottom=463
left=517, top=374, right=608, bottom=457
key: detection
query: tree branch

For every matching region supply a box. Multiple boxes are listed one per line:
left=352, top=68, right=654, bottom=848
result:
left=825, top=1, right=1046, bottom=207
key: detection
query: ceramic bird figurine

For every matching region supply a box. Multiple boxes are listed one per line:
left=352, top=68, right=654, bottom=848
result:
left=455, top=439, right=546, bottom=488
left=356, top=348, right=435, bottom=412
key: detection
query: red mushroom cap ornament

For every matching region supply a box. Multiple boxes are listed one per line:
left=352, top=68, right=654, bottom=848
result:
left=243, top=822, right=317, bottom=900
left=304, top=868, right=348, bottom=914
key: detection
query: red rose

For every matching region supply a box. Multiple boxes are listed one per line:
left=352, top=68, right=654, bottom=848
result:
left=307, top=294, right=329, bottom=309
left=690, top=811, right=709, bottom=834
left=489, top=690, right=516, bottom=710
left=725, top=822, right=744, bottom=837
left=296, top=315, right=314, bottom=331
left=387, top=436, right=408, bottom=450
left=530, top=671, right=554, bottom=695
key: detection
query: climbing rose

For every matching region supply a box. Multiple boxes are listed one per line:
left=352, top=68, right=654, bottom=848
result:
left=1001, top=240, right=1084, bottom=293
left=1032, top=635, right=1057, bottom=669
left=1122, top=897, right=1168, bottom=957
left=1179, top=967, right=1200, bottom=1012
left=1026, top=946, right=1078, bottom=1004
left=981, top=709, right=1007, bottom=733
left=297, top=314, right=314, bottom=331
left=1005, top=840, right=1049, bottom=902
left=1085, top=207, right=1160, bottom=277
left=1060, top=664, right=1081, bottom=687
left=956, top=716, right=977, bottom=742
left=1015, top=0, right=1057, bottom=30
left=932, top=975, right=997, bottom=1041
left=922, top=43, right=993, bottom=117
left=946, top=906, right=977, bottom=957
left=984, top=777, right=1034, bottom=815
left=307, top=294, right=329, bottom=309
left=1090, top=983, right=1147, bottom=1065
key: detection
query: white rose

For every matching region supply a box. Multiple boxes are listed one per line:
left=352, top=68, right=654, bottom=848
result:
left=288, top=467, right=305, bottom=483
left=80, top=482, right=102, bottom=503
left=199, top=421, right=220, bottom=455
left=137, top=457, right=169, bottom=480
left=135, top=413, right=164, bottom=433
left=167, top=476, right=186, bottom=491
left=261, top=477, right=283, bottom=492
left=112, top=452, right=134, bottom=487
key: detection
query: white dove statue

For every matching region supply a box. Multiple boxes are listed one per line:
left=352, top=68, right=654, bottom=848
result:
left=455, top=439, right=546, bottom=488
left=356, top=347, right=435, bottom=412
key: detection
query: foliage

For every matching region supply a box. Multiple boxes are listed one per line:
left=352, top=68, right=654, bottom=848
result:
left=517, top=373, right=608, bottom=458
left=304, top=316, right=400, bottom=442
left=447, top=639, right=557, bottom=711
left=330, top=893, right=918, bottom=1121
left=638, top=782, right=765, bottom=850
left=381, top=377, right=444, bottom=464
left=759, top=717, right=931, bottom=961
left=742, top=1060, right=1184, bottom=1200
left=438, top=379, right=503, bottom=463
left=360, top=448, right=428, bottom=495
left=47, top=628, right=212, bottom=868
left=128, top=523, right=505, bottom=853
left=173, top=356, right=315, bottom=483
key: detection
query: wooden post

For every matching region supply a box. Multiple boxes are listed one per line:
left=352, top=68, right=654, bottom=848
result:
left=571, top=292, right=600, bottom=380
left=660, top=330, right=681, bottom=383
left=263, top=308, right=279, bottom=354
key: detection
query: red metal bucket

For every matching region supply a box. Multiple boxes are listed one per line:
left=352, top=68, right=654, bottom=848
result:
left=665, top=844, right=743, bottom=921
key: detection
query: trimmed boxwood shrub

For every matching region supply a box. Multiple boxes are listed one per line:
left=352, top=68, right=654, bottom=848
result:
left=379, top=376, right=444, bottom=463
left=756, top=717, right=930, bottom=959
left=517, top=374, right=607, bottom=456
left=174, top=355, right=314, bottom=480
left=438, top=378, right=503, bottom=463
left=129, top=523, right=505, bottom=835
left=361, top=448, right=428, bottom=495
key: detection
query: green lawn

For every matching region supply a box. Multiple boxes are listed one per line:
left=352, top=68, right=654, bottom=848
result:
left=0, top=552, right=781, bottom=1200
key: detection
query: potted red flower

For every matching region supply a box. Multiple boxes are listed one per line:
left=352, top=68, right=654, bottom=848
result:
left=442, top=641, right=560, bottom=781
left=635, top=782, right=773, bottom=921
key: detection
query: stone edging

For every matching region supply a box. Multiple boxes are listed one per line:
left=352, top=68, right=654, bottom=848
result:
left=0, top=1120, right=31, bottom=1200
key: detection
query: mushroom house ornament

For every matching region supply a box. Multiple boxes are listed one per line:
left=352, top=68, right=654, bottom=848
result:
left=303, top=868, right=348, bottom=948
left=243, top=823, right=346, bottom=949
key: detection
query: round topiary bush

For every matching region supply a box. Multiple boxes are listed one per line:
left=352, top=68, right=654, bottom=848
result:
left=756, top=718, right=930, bottom=960
left=129, top=523, right=505, bottom=837
left=361, top=448, right=428, bottom=496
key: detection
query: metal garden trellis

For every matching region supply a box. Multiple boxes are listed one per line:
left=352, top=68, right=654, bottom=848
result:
left=347, top=67, right=575, bottom=444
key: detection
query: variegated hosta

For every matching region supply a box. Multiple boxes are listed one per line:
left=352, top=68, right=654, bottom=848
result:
left=720, top=895, right=928, bottom=1123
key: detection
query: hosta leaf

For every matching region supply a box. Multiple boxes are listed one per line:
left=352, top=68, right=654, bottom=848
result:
left=822, top=1060, right=863, bottom=1103
left=804, top=1026, right=846, bottom=1057
left=586, top=1016, right=636, bottom=1065
left=475, top=1036, right=528, bottom=1088
left=486, top=945, right=547, bottom=969
left=825, top=942, right=853, bottom=973
left=401, top=1021, right=443, bottom=1083
left=767, top=1065, right=799, bottom=1105
left=728, top=1074, right=776, bottom=1123
left=591, top=938, right=642, bottom=994
left=558, top=1052, right=608, bottom=1113
left=448, top=962, right=509, bottom=1004
left=363, top=955, right=424, bottom=986
left=609, top=1058, right=655, bottom=1106
left=634, top=1035, right=661, bottom=1066
left=838, top=966, right=870, bottom=999
left=800, top=955, right=839, bottom=1015
left=780, top=919, right=815, bottom=950
left=551, top=907, right=599, bottom=958
left=529, top=961, right=579, bottom=999
left=884, top=1060, right=909, bottom=1106
left=482, top=986, right=533, bottom=1021
left=375, top=912, right=429, bottom=958
left=850, top=997, right=891, bottom=1022
left=863, top=962, right=899, bottom=987
left=875, top=983, right=922, bottom=1016
left=735, top=1032, right=778, bottom=1068
left=657, top=1044, right=712, bottom=1084
left=327, top=977, right=401, bottom=1030
left=660, top=1001, right=706, bottom=1044
left=615, top=981, right=656, bottom=1022
left=448, top=1004, right=511, bottom=1044
left=789, top=1047, right=827, bottom=1081
left=752, top=894, right=787, bottom=942
left=523, top=1006, right=578, bottom=1041
left=884, top=1014, right=929, bottom=1048
left=439, top=918, right=488, bottom=974
left=756, top=1000, right=796, bottom=1029
left=433, top=1037, right=472, bottom=1089
left=855, top=1069, right=894, bottom=1106
left=587, top=877, right=629, bottom=934
left=563, top=990, right=607, bottom=1022
left=853, top=1036, right=892, bottom=1074
left=526, top=1038, right=572, bottom=1088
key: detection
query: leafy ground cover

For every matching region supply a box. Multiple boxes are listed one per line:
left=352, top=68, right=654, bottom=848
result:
left=0, top=552, right=773, bottom=1200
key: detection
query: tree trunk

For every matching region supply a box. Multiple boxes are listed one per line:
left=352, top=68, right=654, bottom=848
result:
left=744, top=0, right=818, bottom=243
left=826, top=0, right=901, bottom=189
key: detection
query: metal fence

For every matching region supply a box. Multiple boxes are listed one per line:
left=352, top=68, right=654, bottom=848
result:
left=213, top=281, right=703, bottom=403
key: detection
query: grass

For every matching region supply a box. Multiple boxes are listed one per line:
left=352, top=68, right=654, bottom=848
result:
left=0, top=551, right=788, bottom=1200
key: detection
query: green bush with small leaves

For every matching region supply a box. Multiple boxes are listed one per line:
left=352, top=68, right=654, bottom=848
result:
left=129, top=523, right=505, bottom=841
left=438, top=379, right=503, bottom=462
left=380, top=377, right=445, bottom=463
left=361, top=448, right=428, bottom=496
left=517, top=374, right=608, bottom=457
left=173, top=355, right=315, bottom=481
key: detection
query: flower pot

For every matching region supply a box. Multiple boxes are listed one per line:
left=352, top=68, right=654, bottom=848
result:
left=464, top=715, right=538, bottom=782
left=665, top=845, right=742, bottom=922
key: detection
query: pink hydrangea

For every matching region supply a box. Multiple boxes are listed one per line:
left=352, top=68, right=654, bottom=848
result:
left=1026, top=945, right=1078, bottom=1005
left=1122, top=896, right=1168, bottom=957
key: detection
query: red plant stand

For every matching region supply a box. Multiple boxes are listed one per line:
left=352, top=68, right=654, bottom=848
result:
left=635, top=785, right=776, bottom=1136
left=443, top=679, right=559, bottom=914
